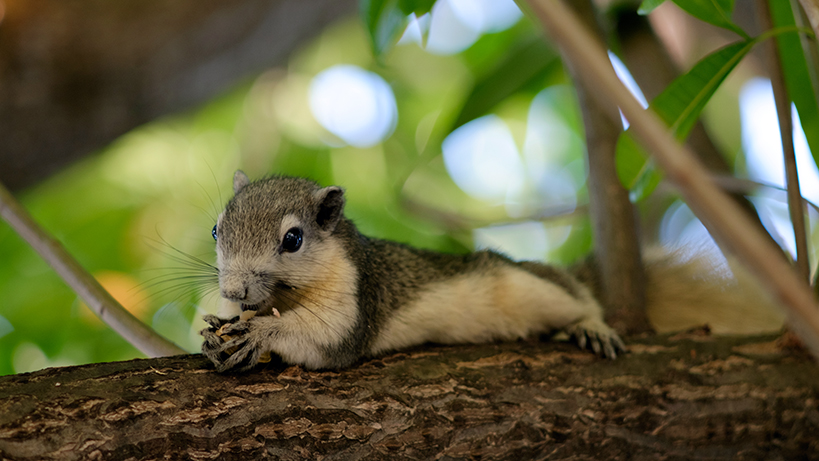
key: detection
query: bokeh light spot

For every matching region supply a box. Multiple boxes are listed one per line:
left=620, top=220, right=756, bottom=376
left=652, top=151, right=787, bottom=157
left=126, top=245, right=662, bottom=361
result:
left=425, top=0, right=521, bottom=55
left=442, top=115, right=525, bottom=202
left=309, top=65, right=397, bottom=148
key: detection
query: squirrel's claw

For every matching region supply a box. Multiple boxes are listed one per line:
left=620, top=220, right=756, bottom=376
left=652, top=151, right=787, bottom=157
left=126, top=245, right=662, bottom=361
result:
left=566, top=318, right=627, bottom=359
left=202, top=314, right=239, bottom=330
left=200, top=316, right=269, bottom=372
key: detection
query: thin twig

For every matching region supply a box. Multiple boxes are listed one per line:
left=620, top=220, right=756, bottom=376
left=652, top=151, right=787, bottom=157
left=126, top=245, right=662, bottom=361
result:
left=0, top=181, right=186, bottom=357
left=519, top=0, right=819, bottom=359
left=711, top=174, right=819, bottom=213
left=759, top=0, right=811, bottom=283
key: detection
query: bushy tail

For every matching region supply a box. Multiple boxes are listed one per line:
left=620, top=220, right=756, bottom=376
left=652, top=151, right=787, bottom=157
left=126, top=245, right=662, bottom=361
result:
left=646, top=248, right=786, bottom=334
left=574, top=248, right=785, bottom=335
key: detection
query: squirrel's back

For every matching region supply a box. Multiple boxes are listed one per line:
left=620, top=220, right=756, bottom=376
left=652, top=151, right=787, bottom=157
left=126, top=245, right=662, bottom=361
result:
left=201, top=172, right=780, bottom=373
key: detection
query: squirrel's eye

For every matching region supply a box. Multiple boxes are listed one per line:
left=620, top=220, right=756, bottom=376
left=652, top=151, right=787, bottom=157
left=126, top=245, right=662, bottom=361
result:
left=282, top=227, right=303, bottom=253
left=212, top=224, right=218, bottom=241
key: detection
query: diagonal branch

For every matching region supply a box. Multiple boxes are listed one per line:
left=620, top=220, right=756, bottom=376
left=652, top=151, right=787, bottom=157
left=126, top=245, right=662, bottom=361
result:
left=519, top=0, right=819, bottom=359
left=0, top=181, right=186, bottom=358
left=614, top=8, right=776, bottom=246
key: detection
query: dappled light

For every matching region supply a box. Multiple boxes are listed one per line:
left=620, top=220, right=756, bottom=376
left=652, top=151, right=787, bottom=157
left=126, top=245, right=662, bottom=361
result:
left=741, top=78, right=819, bottom=205
left=423, top=0, right=522, bottom=55
left=309, top=65, right=398, bottom=147
left=740, top=78, right=819, bottom=261
left=608, top=51, right=649, bottom=129
left=442, top=115, right=524, bottom=202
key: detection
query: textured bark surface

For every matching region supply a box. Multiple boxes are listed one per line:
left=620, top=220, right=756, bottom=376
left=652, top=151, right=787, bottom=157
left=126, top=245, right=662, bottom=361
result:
left=0, top=0, right=355, bottom=192
left=1, top=334, right=817, bottom=460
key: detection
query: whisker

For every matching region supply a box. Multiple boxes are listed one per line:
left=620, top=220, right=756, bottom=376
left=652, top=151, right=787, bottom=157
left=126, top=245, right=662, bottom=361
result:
left=146, top=236, right=219, bottom=272
left=260, top=279, right=357, bottom=321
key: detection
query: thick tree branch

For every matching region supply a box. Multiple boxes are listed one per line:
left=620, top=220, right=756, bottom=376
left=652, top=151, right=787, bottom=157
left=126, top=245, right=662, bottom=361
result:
left=0, top=336, right=816, bottom=460
left=520, top=0, right=819, bottom=358
left=0, top=180, right=185, bottom=357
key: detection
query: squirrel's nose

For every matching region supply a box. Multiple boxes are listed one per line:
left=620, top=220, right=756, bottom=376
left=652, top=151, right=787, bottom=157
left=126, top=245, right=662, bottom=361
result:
left=221, top=286, right=248, bottom=302
left=220, top=276, right=249, bottom=302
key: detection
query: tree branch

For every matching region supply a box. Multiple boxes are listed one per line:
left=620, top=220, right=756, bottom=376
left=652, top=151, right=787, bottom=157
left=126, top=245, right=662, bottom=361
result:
left=614, top=8, right=776, bottom=245
left=798, top=0, right=819, bottom=40
left=758, top=0, right=811, bottom=283
left=0, top=335, right=816, bottom=459
left=562, top=0, right=649, bottom=335
left=520, top=0, right=819, bottom=359
left=0, top=181, right=185, bottom=357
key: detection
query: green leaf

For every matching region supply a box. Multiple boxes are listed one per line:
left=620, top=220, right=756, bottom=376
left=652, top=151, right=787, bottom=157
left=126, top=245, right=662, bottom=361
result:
left=638, top=0, right=668, bottom=15
left=616, top=41, right=754, bottom=200
left=654, top=41, right=752, bottom=133
left=769, top=0, right=819, bottom=169
left=360, top=0, right=409, bottom=58
left=671, top=0, right=748, bottom=38
left=451, top=38, right=559, bottom=130
left=616, top=134, right=664, bottom=202
left=398, top=0, right=436, bottom=16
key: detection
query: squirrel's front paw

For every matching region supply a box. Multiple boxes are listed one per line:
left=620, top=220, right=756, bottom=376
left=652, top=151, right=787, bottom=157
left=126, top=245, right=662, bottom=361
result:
left=200, top=317, right=271, bottom=372
left=565, top=317, right=627, bottom=359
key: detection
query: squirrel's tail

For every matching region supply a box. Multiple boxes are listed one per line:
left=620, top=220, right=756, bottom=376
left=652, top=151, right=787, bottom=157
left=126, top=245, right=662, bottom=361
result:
left=574, top=248, right=785, bottom=334
left=643, top=248, right=785, bottom=334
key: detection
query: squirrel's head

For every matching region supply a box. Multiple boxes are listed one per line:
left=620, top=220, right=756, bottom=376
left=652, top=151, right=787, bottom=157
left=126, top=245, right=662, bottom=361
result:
left=213, top=170, right=346, bottom=310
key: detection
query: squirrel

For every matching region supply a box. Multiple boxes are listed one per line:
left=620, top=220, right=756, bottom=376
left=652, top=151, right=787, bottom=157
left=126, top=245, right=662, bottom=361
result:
left=200, top=171, right=783, bottom=372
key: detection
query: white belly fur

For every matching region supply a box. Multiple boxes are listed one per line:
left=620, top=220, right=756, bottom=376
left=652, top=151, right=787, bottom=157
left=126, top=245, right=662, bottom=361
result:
left=246, top=238, right=360, bottom=369
left=369, top=265, right=601, bottom=355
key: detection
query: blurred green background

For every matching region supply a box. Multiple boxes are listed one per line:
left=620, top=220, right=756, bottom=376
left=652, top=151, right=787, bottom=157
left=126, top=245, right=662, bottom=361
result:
left=0, top=1, right=809, bottom=375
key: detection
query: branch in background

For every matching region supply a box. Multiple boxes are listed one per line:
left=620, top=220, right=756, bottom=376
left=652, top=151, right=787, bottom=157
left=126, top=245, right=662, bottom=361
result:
left=520, top=0, right=819, bottom=359
left=400, top=195, right=588, bottom=232
left=758, top=0, right=811, bottom=283
left=712, top=174, right=819, bottom=214
left=0, top=0, right=356, bottom=192
left=0, top=181, right=186, bottom=358
left=614, top=8, right=776, bottom=246
left=561, top=0, right=650, bottom=335
left=798, top=0, right=819, bottom=39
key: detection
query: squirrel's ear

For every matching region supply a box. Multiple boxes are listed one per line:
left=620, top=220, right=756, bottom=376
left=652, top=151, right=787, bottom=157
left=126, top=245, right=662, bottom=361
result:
left=233, top=170, right=250, bottom=195
left=314, top=186, right=345, bottom=232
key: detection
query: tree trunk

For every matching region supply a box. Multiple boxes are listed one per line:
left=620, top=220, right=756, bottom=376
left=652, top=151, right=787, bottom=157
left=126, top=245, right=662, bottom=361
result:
left=1, top=334, right=817, bottom=460
left=0, top=0, right=355, bottom=192
left=562, top=0, right=649, bottom=335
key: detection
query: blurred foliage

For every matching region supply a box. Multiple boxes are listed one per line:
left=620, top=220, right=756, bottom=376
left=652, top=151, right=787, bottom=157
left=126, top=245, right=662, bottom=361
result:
left=616, top=40, right=755, bottom=201
left=1, top=0, right=816, bottom=375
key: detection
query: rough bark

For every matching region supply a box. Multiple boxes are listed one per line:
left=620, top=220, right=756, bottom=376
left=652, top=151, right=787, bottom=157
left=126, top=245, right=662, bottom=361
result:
left=1, top=334, right=817, bottom=460
left=562, top=0, right=650, bottom=335
left=0, top=0, right=356, bottom=192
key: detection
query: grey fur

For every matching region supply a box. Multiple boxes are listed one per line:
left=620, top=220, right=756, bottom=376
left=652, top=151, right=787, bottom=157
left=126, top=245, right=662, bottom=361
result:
left=201, top=173, right=625, bottom=372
